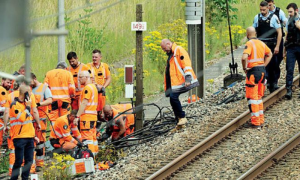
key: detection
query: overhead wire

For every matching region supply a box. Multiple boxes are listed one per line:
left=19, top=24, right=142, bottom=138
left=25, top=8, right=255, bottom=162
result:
left=0, top=0, right=127, bottom=53
left=31, top=0, right=111, bottom=23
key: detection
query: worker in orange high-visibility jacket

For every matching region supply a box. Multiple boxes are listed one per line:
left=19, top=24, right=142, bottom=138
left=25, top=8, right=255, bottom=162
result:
left=242, top=27, right=272, bottom=128
left=44, top=62, right=75, bottom=127
left=50, top=110, right=82, bottom=152
left=100, top=105, right=129, bottom=142
left=161, top=39, right=199, bottom=127
left=3, top=85, right=41, bottom=180
left=87, top=49, right=111, bottom=115
left=0, top=86, right=9, bottom=147
left=74, top=71, right=98, bottom=156
left=67, top=52, right=92, bottom=110
left=111, top=103, right=135, bottom=135
left=30, top=73, right=53, bottom=171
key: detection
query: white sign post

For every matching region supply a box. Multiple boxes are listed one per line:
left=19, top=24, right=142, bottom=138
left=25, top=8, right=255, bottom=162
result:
left=131, top=22, right=147, bottom=31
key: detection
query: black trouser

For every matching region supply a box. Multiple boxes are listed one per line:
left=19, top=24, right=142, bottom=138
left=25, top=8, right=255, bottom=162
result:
left=264, top=41, right=278, bottom=87
left=274, top=39, right=284, bottom=84
left=11, top=138, right=34, bottom=180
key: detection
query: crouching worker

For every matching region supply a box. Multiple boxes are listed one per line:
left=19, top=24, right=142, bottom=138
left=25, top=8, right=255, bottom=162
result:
left=50, top=110, right=83, bottom=153
left=100, top=105, right=134, bottom=142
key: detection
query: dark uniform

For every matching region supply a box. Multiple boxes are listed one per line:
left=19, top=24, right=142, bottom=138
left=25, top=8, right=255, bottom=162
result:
left=284, top=14, right=300, bottom=99
left=253, top=12, right=282, bottom=93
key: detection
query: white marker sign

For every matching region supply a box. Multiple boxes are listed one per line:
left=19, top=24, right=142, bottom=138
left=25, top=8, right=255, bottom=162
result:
left=131, top=22, right=147, bottom=31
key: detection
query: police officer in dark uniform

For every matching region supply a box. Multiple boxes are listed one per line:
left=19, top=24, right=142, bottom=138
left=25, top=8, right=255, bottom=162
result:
left=266, top=0, right=288, bottom=89
left=253, top=1, right=282, bottom=93
left=283, top=3, right=300, bottom=99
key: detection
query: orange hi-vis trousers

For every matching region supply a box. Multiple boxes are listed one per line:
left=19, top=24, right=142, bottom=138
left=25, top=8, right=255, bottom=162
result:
left=7, top=137, right=36, bottom=176
left=245, top=67, right=266, bottom=126
left=80, top=120, right=97, bottom=156
left=49, top=100, right=71, bottom=127
left=33, top=118, right=47, bottom=167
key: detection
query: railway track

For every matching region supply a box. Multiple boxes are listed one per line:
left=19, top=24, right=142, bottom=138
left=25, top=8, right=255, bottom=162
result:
left=145, top=75, right=300, bottom=180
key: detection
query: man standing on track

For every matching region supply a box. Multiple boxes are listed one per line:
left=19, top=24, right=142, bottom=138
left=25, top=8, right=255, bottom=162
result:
left=283, top=3, right=300, bottom=99
left=253, top=1, right=282, bottom=93
left=160, top=39, right=199, bottom=128
left=266, top=0, right=288, bottom=88
left=242, top=27, right=272, bottom=128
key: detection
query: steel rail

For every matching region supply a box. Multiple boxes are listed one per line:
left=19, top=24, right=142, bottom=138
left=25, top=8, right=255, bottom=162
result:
left=146, top=75, right=299, bottom=180
left=238, top=131, right=300, bottom=180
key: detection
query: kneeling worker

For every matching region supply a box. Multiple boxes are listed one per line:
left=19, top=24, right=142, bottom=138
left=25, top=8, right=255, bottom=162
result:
left=100, top=105, right=134, bottom=142
left=50, top=110, right=82, bottom=152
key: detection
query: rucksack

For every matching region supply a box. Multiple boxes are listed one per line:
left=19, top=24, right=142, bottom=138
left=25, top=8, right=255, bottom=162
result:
left=71, top=146, right=94, bottom=160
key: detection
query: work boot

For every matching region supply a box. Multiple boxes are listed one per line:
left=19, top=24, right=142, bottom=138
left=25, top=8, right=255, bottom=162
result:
left=177, top=117, right=187, bottom=126
left=269, top=84, right=275, bottom=93
left=285, top=87, right=292, bottom=100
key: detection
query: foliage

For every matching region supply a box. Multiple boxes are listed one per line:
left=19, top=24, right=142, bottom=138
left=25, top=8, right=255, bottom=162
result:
left=0, top=151, right=9, bottom=173
left=205, top=0, right=238, bottom=25
left=95, top=143, right=126, bottom=163
left=43, top=153, right=75, bottom=180
left=66, top=8, right=107, bottom=58
left=106, top=68, right=125, bottom=103
left=143, top=19, right=188, bottom=75
left=222, top=25, right=246, bottom=49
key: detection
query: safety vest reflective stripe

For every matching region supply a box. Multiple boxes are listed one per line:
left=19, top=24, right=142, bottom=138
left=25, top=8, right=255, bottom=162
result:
left=71, top=127, right=79, bottom=131
left=51, top=87, right=69, bottom=90
left=32, top=84, right=47, bottom=102
left=248, top=40, right=265, bottom=64
left=0, top=122, right=4, bottom=126
left=52, top=95, right=70, bottom=99
left=83, top=140, right=93, bottom=145
left=62, top=132, right=70, bottom=137
left=10, top=120, right=33, bottom=127
left=9, top=164, right=13, bottom=168
left=69, top=84, right=75, bottom=89
left=93, top=140, right=98, bottom=145
left=183, top=66, right=192, bottom=71
left=70, top=138, right=76, bottom=143
left=251, top=112, right=260, bottom=117
left=75, top=135, right=82, bottom=139
left=84, top=110, right=97, bottom=114
left=259, top=110, right=264, bottom=115
left=36, top=143, right=45, bottom=149
left=248, top=99, right=263, bottom=105
left=87, top=102, right=98, bottom=106
left=54, top=132, right=63, bottom=138
left=10, top=149, right=15, bottom=153
left=36, top=155, right=44, bottom=160
left=0, top=100, right=6, bottom=105
left=173, top=46, right=185, bottom=76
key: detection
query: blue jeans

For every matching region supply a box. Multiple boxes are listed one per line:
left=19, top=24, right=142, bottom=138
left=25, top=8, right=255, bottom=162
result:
left=170, top=92, right=185, bottom=119
left=11, top=138, right=34, bottom=180
left=286, top=45, right=300, bottom=87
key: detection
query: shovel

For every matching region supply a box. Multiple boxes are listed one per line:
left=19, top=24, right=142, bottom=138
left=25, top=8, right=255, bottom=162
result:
left=223, top=0, right=244, bottom=87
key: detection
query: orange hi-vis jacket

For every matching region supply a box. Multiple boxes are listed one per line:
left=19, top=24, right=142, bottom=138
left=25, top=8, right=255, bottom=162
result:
left=80, top=84, right=98, bottom=121
left=31, top=83, right=49, bottom=119
left=9, top=98, right=36, bottom=140
left=164, top=43, right=199, bottom=93
left=50, top=115, right=81, bottom=145
left=87, top=62, right=110, bottom=86
left=44, top=69, right=75, bottom=103
left=67, top=63, right=91, bottom=96
left=0, top=86, right=9, bottom=146
left=109, top=109, right=127, bottom=139
left=111, top=104, right=135, bottom=132
left=8, top=91, right=37, bottom=113
left=244, top=39, right=270, bottom=68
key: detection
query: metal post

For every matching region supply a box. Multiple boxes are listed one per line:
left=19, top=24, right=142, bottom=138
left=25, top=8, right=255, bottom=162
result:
left=58, top=0, right=65, bottom=63
left=135, top=4, right=143, bottom=130
left=24, top=0, right=31, bottom=85
left=186, top=0, right=204, bottom=99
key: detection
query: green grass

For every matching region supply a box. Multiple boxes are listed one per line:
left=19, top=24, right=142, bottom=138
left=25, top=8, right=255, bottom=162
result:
left=0, top=0, right=295, bottom=103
